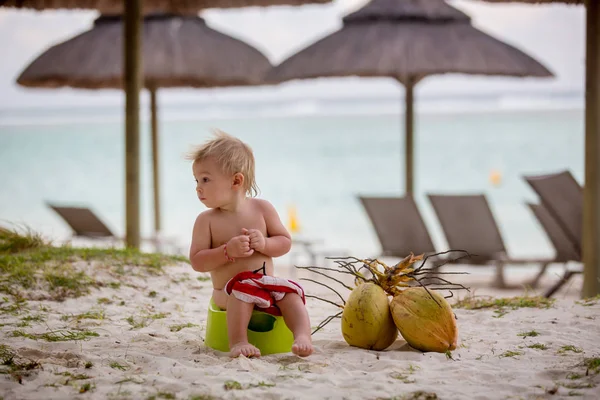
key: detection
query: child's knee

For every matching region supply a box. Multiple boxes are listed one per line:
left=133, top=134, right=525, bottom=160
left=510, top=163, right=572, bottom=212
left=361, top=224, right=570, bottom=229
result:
left=227, top=295, right=256, bottom=309
left=279, top=292, right=303, bottom=304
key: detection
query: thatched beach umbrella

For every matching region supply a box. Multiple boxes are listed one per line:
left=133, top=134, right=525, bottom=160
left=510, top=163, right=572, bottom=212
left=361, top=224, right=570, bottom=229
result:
left=2, top=0, right=331, bottom=249
left=268, top=0, right=553, bottom=195
left=477, top=0, right=582, bottom=3
left=16, top=13, right=273, bottom=238
left=0, top=0, right=331, bottom=13
left=475, top=0, right=598, bottom=320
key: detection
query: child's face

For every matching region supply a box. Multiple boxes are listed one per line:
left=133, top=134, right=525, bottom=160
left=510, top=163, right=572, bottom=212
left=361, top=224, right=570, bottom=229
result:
left=192, top=158, right=235, bottom=208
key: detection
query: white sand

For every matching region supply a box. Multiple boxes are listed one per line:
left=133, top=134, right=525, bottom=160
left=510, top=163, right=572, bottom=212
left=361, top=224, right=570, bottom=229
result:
left=1, top=261, right=599, bottom=400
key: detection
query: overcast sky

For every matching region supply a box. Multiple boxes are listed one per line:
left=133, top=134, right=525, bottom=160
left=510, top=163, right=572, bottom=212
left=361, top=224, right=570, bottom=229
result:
left=0, top=0, right=585, bottom=108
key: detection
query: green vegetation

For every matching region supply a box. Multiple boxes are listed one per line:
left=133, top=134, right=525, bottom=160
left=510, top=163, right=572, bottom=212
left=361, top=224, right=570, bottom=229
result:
left=0, top=226, right=187, bottom=305
left=454, top=296, right=554, bottom=311
left=527, top=343, right=548, bottom=350
left=499, top=350, right=523, bottom=358
left=0, top=344, right=41, bottom=382
left=576, top=294, right=600, bottom=307
left=125, top=312, right=169, bottom=329
left=378, top=392, right=439, bottom=400
left=584, top=357, right=600, bottom=373
left=11, top=329, right=99, bottom=342
left=61, top=309, right=105, bottom=322
left=147, top=393, right=176, bottom=400
left=169, top=323, right=198, bottom=332
left=224, top=380, right=243, bottom=390
left=558, top=345, right=583, bottom=354
left=109, top=361, right=129, bottom=371
left=517, top=330, right=540, bottom=338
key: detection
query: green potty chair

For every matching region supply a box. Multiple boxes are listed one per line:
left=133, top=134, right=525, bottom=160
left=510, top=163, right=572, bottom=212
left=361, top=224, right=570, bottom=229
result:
left=204, top=299, right=294, bottom=355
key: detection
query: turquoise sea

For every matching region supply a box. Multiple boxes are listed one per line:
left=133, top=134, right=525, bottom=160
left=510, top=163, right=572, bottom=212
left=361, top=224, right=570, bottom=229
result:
left=0, top=93, right=584, bottom=267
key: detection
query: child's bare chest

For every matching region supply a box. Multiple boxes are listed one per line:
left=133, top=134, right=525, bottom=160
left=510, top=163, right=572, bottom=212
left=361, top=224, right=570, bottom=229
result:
left=210, top=212, right=267, bottom=247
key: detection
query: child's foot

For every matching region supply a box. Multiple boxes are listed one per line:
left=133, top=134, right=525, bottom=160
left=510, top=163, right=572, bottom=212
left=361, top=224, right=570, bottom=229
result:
left=292, top=335, right=313, bottom=357
left=229, top=342, right=261, bottom=358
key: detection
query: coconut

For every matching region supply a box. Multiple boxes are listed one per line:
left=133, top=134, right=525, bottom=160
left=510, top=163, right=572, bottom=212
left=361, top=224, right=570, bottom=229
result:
left=341, top=283, right=398, bottom=351
left=390, top=287, right=457, bottom=353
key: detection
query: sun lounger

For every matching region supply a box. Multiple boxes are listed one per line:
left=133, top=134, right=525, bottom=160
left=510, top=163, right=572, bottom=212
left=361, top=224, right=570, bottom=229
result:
left=359, top=196, right=436, bottom=258
left=47, top=203, right=181, bottom=253
left=427, top=194, right=552, bottom=288
left=523, top=171, right=583, bottom=297
left=524, top=171, right=582, bottom=256
left=526, top=202, right=580, bottom=289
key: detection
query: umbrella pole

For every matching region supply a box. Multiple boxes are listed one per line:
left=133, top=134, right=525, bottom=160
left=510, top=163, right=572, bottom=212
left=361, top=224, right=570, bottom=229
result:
left=583, top=0, right=600, bottom=297
left=124, top=0, right=142, bottom=249
left=150, top=87, right=161, bottom=237
left=404, top=78, right=415, bottom=196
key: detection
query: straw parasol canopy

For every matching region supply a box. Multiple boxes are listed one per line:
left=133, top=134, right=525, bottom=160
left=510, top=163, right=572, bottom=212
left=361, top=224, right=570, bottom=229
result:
left=17, top=14, right=271, bottom=89
left=0, top=0, right=331, bottom=13
left=268, top=0, right=553, bottom=195
left=16, top=13, right=273, bottom=237
left=477, top=0, right=582, bottom=3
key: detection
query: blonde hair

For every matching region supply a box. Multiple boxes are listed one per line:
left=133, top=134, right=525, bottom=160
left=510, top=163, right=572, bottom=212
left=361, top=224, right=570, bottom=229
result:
left=187, top=130, right=259, bottom=197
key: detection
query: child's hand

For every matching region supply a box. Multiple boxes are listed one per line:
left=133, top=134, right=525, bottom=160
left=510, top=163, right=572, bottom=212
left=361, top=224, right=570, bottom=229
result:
left=242, top=228, right=266, bottom=253
left=226, top=235, right=254, bottom=258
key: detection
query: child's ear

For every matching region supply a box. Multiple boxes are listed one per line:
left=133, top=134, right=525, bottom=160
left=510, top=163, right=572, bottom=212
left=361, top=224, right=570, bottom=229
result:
left=232, top=172, right=245, bottom=189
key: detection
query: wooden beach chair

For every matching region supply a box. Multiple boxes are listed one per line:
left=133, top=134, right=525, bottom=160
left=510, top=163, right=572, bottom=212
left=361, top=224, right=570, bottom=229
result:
left=48, top=204, right=116, bottom=240
left=359, top=196, right=437, bottom=258
left=523, top=171, right=583, bottom=297
left=526, top=202, right=581, bottom=296
left=427, top=194, right=553, bottom=288
left=47, top=203, right=181, bottom=253
left=524, top=171, right=582, bottom=256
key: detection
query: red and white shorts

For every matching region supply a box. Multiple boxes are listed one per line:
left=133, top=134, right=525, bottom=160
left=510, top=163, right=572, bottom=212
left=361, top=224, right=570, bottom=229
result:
left=224, top=270, right=305, bottom=316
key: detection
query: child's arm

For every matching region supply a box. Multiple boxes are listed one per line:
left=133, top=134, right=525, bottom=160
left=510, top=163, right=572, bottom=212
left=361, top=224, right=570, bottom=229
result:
left=247, top=199, right=292, bottom=258
left=189, top=213, right=225, bottom=272
left=189, top=212, right=254, bottom=272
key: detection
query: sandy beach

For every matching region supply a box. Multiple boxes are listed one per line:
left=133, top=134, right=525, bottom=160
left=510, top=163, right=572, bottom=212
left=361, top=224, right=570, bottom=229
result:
left=0, top=257, right=599, bottom=400
left=0, top=2, right=591, bottom=399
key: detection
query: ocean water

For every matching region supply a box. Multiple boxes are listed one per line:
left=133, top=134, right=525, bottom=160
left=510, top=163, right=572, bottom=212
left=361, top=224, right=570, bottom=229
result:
left=0, top=95, right=584, bottom=266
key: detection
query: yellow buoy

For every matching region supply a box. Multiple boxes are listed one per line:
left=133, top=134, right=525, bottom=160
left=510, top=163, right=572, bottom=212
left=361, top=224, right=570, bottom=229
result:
left=287, top=205, right=300, bottom=234
left=489, top=169, right=502, bottom=187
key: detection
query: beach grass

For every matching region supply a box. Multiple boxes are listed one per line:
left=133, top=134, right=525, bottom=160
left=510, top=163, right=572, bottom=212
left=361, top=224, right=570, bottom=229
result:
left=558, top=345, right=583, bottom=355
left=10, top=329, right=99, bottom=342
left=0, top=227, right=188, bottom=305
left=0, top=343, right=42, bottom=382
left=169, top=322, right=199, bottom=332
left=499, top=350, right=523, bottom=358
left=453, top=295, right=555, bottom=311
left=576, top=294, right=600, bottom=306
left=527, top=343, right=549, bottom=350
left=584, top=357, right=600, bottom=373
left=517, top=330, right=540, bottom=338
